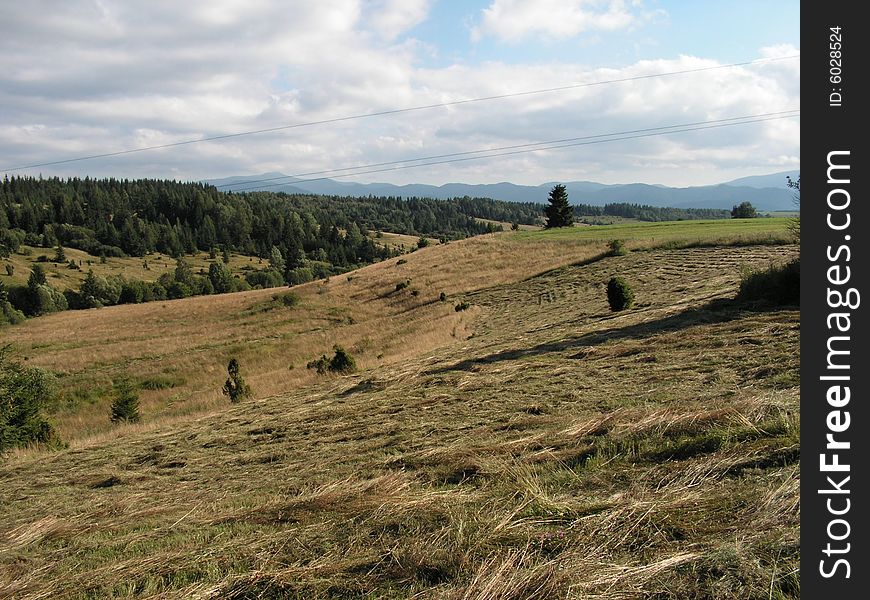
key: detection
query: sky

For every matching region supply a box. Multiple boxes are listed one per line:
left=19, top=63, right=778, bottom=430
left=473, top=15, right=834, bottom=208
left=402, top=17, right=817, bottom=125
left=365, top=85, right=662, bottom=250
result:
left=0, top=1, right=800, bottom=187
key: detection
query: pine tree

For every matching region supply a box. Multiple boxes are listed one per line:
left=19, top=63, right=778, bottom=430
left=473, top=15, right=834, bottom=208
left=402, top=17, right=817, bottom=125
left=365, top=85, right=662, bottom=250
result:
left=53, top=242, right=66, bottom=263
left=544, top=184, right=573, bottom=228
left=110, top=378, right=140, bottom=424
left=27, top=264, right=47, bottom=288
left=222, top=358, right=251, bottom=403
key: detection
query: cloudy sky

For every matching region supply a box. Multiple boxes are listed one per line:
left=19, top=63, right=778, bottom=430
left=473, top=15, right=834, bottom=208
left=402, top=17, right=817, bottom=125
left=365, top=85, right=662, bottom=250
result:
left=0, top=0, right=799, bottom=187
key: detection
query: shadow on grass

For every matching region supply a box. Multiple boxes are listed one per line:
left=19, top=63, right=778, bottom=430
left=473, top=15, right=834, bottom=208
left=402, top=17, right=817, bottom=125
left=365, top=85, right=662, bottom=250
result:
left=428, top=297, right=795, bottom=375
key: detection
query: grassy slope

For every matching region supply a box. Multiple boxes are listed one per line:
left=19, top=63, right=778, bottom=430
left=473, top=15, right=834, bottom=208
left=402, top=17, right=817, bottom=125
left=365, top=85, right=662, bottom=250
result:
left=1, top=246, right=262, bottom=291
left=1, top=220, right=799, bottom=599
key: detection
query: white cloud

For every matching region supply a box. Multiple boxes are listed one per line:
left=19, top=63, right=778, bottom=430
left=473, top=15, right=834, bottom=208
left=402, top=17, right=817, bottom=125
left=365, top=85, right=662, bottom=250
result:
left=472, top=0, right=640, bottom=43
left=0, top=1, right=799, bottom=187
left=366, top=0, right=432, bottom=41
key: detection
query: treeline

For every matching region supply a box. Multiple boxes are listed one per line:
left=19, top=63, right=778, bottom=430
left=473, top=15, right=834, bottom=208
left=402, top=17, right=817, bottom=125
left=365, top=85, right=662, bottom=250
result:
left=573, top=202, right=730, bottom=221
left=0, top=177, right=503, bottom=263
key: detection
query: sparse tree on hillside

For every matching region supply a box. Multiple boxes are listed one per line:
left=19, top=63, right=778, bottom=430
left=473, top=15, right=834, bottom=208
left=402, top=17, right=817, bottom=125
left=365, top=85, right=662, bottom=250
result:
left=110, top=378, right=140, bottom=424
left=222, top=358, right=251, bottom=403
left=53, top=243, right=66, bottom=263
left=544, top=184, right=573, bottom=228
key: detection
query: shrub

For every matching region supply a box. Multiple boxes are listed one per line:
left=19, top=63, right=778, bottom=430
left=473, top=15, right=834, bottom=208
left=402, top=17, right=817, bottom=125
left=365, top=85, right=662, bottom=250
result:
left=608, top=239, right=627, bottom=256
left=286, top=267, right=314, bottom=286
left=245, top=268, right=284, bottom=289
left=396, top=259, right=407, bottom=265
left=0, top=301, right=25, bottom=325
left=0, top=346, right=60, bottom=452
left=5, top=264, right=13, bottom=277
left=119, top=280, right=146, bottom=304
left=222, top=358, right=251, bottom=403
left=0, top=282, right=25, bottom=325
left=328, top=346, right=356, bottom=374
left=736, top=258, right=799, bottom=305
left=306, top=354, right=330, bottom=374
left=279, top=292, right=300, bottom=307
left=166, top=280, right=193, bottom=299
left=110, top=378, right=141, bottom=424
left=417, top=237, right=430, bottom=249
left=607, top=277, right=634, bottom=311
left=439, top=292, right=447, bottom=302
left=307, top=346, right=357, bottom=375
left=455, top=301, right=471, bottom=312
left=395, top=279, right=411, bottom=292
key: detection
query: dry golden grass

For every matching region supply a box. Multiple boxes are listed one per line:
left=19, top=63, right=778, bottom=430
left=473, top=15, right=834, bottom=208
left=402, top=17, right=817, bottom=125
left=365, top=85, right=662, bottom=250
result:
left=3, top=230, right=609, bottom=443
left=1, top=223, right=800, bottom=599
left=370, top=230, right=440, bottom=250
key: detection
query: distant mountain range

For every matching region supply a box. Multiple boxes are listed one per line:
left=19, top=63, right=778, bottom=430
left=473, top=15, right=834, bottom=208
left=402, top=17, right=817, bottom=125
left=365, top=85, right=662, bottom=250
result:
left=205, top=169, right=800, bottom=211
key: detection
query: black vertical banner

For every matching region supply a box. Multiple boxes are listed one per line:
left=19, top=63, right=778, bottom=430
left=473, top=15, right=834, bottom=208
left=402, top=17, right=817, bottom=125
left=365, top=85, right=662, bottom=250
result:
left=802, top=3, right=868, bottom=597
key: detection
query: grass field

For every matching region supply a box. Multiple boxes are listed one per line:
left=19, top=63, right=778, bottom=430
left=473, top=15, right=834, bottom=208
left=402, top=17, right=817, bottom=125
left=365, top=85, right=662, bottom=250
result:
left=1, top=219, right=799, bottom=599
left=1, top=246, right=262, bottom=291
left=370, top=231, right=439, bottom=251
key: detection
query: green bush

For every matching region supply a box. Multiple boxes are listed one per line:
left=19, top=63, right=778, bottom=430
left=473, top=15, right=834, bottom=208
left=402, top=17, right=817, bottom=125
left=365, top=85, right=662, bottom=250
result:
left=245, top=268, right=284, bottom=289
left=608, top=239, right=627, bottom=256
left=306, top=354, right=330, bottom=374
left=736, top=258, right=799, bottom=305
left=1, top=283, right=26, bottom=325
left=395, top=279, right=410, bottom=292
left=110, top=378, right=141, bottom=424
left=1, top=346, right=61, bottom=452
left=328, top=346, right=356, bottom=374
left=607, top=277, right=634, bottom=312
left=439, top=292, right=447, bottom=302
left=307, top=346, right=357, bottom=375
left=455, top=301, right=471, bottom=312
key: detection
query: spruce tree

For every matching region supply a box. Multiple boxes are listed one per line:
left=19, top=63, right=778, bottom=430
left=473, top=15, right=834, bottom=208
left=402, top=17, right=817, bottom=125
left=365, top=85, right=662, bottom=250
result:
left=110, top=378, right=140, bottom=424
left=54, top=243, right=66, bottom=263
left=222, top=358, right=251, bottom=403
left=544, top=184, right=573, bottom=228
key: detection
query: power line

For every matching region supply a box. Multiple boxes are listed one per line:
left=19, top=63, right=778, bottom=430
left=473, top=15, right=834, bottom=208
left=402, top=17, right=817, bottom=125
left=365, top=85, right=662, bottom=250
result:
left=2, top=55, right=799, bottom=172
left=220, top=110, right=799, bottom=192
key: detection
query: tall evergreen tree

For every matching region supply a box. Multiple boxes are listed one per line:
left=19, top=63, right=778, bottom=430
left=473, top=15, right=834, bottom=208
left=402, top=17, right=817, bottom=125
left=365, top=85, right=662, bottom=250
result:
left=110, top=378, right=141, bottom=424
left=53, top=242, right=66, bottom=263
left=222, top=358, right=251, bottom=403
left=544, top=184, right=573, bottom=228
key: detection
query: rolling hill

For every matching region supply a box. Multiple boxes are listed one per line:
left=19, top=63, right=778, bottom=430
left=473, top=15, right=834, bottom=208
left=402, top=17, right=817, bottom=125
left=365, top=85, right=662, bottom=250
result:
left=1, top=220, right=799, bottom=598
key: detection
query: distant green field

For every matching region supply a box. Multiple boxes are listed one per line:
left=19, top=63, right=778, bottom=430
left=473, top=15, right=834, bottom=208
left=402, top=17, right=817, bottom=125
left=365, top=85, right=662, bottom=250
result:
left=514, top=217, right=792, bottom=246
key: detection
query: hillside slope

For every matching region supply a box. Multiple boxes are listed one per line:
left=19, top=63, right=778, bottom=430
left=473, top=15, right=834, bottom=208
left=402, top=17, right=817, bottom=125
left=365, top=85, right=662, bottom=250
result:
left=1, top=232, right=799, bottom=599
